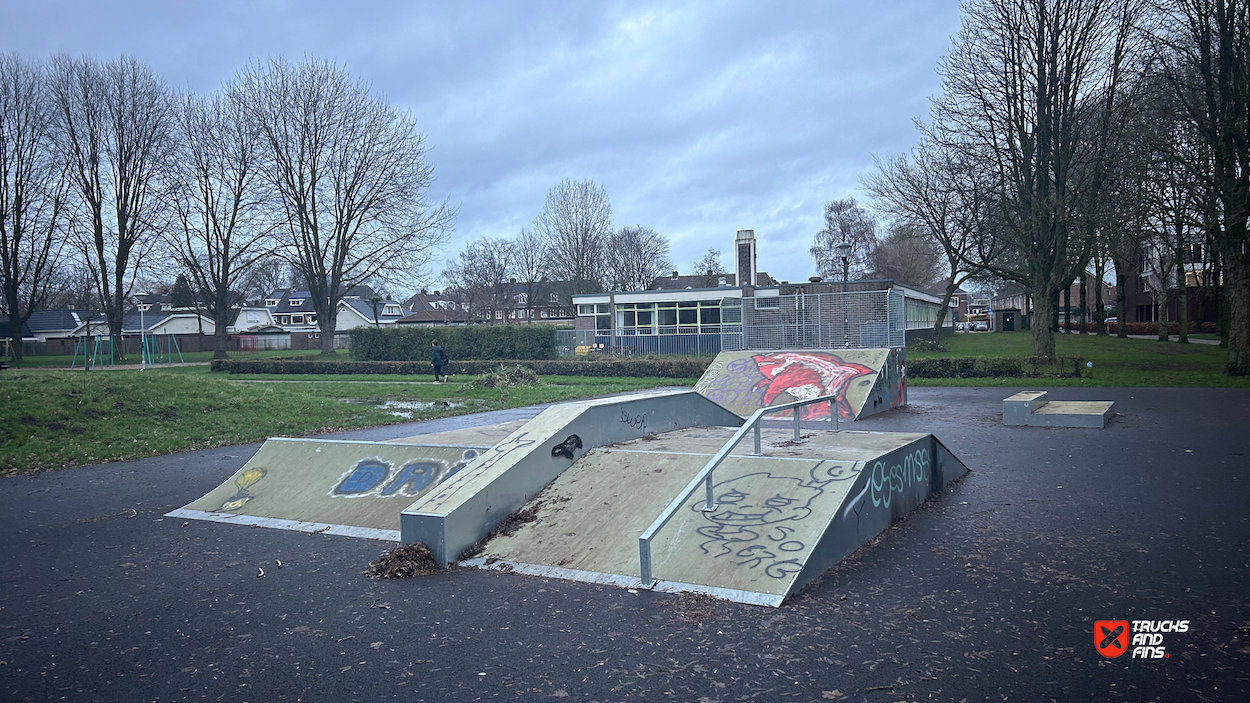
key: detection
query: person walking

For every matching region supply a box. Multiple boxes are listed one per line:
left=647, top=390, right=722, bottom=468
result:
left=430, top=339, right=449, bottom=383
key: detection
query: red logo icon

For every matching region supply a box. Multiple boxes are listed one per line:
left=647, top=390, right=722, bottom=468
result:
left=1095, top=620, right=1130, bottom=658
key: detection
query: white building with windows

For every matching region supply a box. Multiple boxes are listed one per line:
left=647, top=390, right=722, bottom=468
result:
left=571, top=230, right=950, bottom=355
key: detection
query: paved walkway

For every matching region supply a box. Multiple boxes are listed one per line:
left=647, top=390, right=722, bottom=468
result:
left=1126, top=334, right=1221, bottom=345
left=2, top=387, right=1248, bottom=701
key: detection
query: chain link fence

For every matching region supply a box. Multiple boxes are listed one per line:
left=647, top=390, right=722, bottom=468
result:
left=558, top=289, right=907, bottom=357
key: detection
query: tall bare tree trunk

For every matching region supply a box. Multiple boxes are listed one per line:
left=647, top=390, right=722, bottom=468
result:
left=1063, top=284, right=1072, bottom=334
left=1116, top=271, right=1129, bottom=338
left=1095, top=258, right=1107, bottom=335
left=1031, top=283, right=1056, bottom=361
left=1176, top=238, right=1189, bottom=343
left=1079, top=272, right=1088, bottom=333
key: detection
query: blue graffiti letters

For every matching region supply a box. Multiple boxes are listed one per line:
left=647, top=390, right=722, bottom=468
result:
left=334, top=461, right=389, bottom=495
left=381, top=462, right=440, bottom=496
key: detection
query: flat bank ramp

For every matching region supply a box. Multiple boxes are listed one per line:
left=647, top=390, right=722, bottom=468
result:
left=693, top=348, right=906, bottom=422
left=169, top=437, right=487, bottom=540
left=400, top=391, right=743, bottom=566
left=468, top=427, right=967, bottom=606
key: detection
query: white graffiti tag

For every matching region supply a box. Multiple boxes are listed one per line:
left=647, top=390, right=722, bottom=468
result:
left=869, top=447, right=930, bottom=509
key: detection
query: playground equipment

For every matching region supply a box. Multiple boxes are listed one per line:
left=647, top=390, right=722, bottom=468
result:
left=140, top=332, right=185, bottom=368
left=70, top=335, right=116, bottom=370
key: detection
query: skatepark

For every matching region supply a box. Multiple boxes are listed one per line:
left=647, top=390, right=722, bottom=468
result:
left=171, top=348, right=964, bottom=607
left=2, top=359, right=1248, bottom=700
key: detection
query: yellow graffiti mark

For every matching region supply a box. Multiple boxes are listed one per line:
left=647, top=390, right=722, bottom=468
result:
left=219, top=466, right=268, bottom=512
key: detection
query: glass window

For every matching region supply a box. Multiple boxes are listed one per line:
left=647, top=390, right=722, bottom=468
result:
left=636, top=310, right=652, bottom=327
left=700, top=307, right=720, bottom=324
left=678, top=309, right=697, bottom=325
left=596, top=303, right=611, bottom=314
left=677, top=301, right=697, bottom=308
left=658, top=309, right=677, bottom=326
left=577, top=305, right=595, bottom=316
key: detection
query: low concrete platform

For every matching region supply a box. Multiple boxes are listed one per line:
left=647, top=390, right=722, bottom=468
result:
left=1003, top=390, right=1114, bottom=428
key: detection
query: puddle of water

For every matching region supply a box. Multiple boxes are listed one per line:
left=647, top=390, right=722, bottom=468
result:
left=340, top=398, right=466, bottom=418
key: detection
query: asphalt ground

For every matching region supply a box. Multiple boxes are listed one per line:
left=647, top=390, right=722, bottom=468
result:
left=2, top=387, right=1248, bottom=702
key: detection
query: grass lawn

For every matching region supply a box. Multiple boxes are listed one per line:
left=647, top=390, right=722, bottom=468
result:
left=908, top=331, right=1249, bottom=388
left=0, top=366, right=692, bottom=475
left=6, top=348, right=324, bottom=368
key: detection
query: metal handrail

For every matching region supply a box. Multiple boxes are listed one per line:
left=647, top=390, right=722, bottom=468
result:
left=637, top=394, right=840, bottom=587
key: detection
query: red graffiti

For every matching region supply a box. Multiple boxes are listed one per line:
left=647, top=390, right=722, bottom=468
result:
left=751, top=351, right=875, bottom=420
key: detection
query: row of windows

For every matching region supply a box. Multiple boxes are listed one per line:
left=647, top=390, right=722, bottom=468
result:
left=276, top=314, right=317, bottom=325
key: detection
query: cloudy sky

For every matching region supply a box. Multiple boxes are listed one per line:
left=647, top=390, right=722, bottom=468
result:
left=0, top=1, right=965, bottom=288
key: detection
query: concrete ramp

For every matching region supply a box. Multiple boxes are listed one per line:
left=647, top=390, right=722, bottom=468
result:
left=693, top=348, right=906, bottom=421
left=169, top=438, right=488, bottom=540
left=464, top=427, right=967, bottom=606
left=400, top=390, right=744, bottom=566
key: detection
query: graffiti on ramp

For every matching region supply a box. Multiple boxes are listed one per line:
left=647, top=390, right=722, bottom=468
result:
left=694, top=349, right=899, bottom=420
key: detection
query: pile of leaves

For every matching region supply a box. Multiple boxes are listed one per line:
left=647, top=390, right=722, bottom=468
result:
left=458, top=505, right=540, bottom=561
left=363, top=542, right=440, bottom=579
left=470, top=365, right=541, bottom=389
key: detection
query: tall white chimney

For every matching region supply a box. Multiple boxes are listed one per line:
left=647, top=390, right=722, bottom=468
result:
left=735, top=230, right=757, bottom=287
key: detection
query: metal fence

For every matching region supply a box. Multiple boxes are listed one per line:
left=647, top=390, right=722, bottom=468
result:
left=557, top=289, right=906, bottom=357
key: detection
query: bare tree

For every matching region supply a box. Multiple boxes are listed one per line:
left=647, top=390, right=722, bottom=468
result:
left=605, top=226, right=671, bottom=291
left=441, top=237, right=513, bottom=321
left=1156, top=0, right=1250, bottom=373
left=49, top=54, right=173, bottom=345
left=167, top=90, right=274, bottom=358
left=534, top=178, right=611, bottom=302
left=866, top=223, right=943, bottom=289
left=866, top=142, right=997, bottom=335
left=0, top=54, right=69, bottom=363
left=512, top=226, right=549, bottom=319
left=233, top=57, right=454, bottom=354
left=933, top=0, right=1143, bottom=359
left=811, top=198, right=878, bottom=280
left=238, top=256, right=287, bottom=304
left=692, top=247, right=724, bottom=286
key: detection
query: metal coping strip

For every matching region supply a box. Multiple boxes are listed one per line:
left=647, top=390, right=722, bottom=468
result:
left=166, top=508, right=400, bottom=541
left=460, top=558, right=784, bottom=607
left=637, top=394, right=840, bottom=587
left=261, top=437, right=490, bottom=449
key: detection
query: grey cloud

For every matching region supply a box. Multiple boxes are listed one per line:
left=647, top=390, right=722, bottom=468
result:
left=0, top=0, right=962, bottom=285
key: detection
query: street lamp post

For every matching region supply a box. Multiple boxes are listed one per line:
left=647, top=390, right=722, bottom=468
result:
left=835, top=242, right=852, bottom=348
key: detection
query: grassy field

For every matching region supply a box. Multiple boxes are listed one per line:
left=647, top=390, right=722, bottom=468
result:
left=908, top=331, right=1249, bottom=387
left=4, top=332, right=1244, bottom=474
left=6, top=348, right=324, bottom=367
left=0, top=367, right=690, bottom=475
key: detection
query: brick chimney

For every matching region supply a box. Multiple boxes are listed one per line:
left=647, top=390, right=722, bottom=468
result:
left=736, top=230, right=757, bottom=287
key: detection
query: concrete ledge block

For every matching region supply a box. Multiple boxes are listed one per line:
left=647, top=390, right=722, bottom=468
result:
left=1003, top=391, right=1048, bottom=426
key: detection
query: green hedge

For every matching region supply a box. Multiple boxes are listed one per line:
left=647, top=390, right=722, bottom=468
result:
left=210, top=357, right=712, bottom=378
left=211, top=353, right=1085, bottom=379
left=907, top=356, right=1084, bottom=378
left=349, top=325, right=559, bottom=361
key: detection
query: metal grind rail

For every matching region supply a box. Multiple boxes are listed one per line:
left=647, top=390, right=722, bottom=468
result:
left=637, top=394, right=840, bottom=588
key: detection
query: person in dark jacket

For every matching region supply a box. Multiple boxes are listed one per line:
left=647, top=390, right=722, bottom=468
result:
left=430, top=340, right=449, bottom=383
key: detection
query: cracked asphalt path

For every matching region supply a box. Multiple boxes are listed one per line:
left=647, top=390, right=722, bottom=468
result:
left=2, top=387, right=1248, bottom=702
